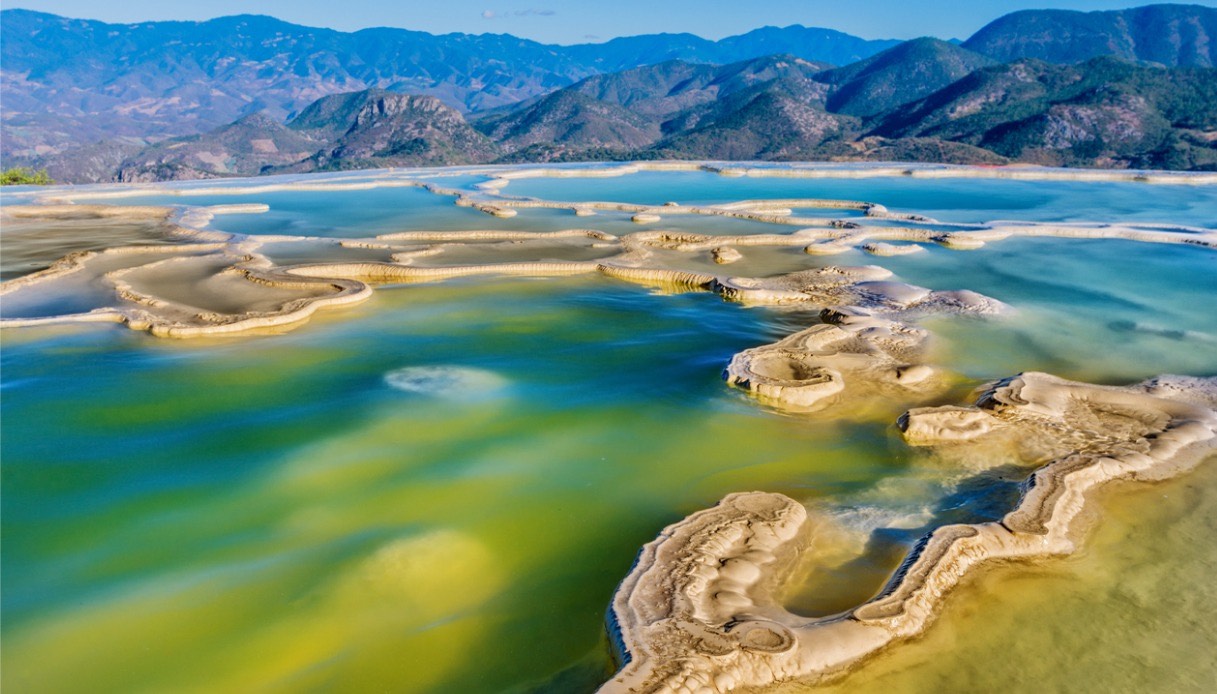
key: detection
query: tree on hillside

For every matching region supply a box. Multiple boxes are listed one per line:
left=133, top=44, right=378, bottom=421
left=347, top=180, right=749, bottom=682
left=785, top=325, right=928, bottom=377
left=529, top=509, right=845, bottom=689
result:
left=1, top=168, right=54, bottom=185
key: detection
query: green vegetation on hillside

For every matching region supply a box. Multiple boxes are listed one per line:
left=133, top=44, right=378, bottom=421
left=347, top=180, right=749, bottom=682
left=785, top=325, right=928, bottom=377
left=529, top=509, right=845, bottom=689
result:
left=12, top=8, right=1217, bottom=182
left=1, top=167, right=53, bottom=185
left=867, top=56, right=1217, bottom=170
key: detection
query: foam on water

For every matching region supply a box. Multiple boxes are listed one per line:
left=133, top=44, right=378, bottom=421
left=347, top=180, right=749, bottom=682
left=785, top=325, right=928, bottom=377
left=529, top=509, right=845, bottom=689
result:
left=384, top=365, right=509, bottom=400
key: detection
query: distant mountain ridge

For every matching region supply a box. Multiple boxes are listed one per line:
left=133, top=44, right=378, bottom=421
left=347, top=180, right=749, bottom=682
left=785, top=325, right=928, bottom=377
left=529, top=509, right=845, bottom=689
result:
left=476, top=55, right=833, bottom=156
left=866, top=56, right=1217, bottom=170
left=963, top=3, right=1217, bottom=66
left=562, top=27, right=900, bottom=72
left=5, top=4, right=1216, bottom=180
left=115, top=90, right=500, bottom=181
left=106, top=45, right=1217, bottom=181
left=114, top=113, right=323, bottom=182
left=0, top=9, right=898, bottom=161
left=820, top=38, right=996, bottom=116
left=306, top=92, right=499, bottom=170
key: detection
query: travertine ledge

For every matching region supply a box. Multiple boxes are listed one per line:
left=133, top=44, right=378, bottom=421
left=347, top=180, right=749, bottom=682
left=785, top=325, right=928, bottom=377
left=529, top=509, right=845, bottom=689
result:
left=602, top=372, right=1217, bottom=693
left=4, top=167, right=1212, bottom=338
left=723, top=308, right=940, bottom=413
left=2, top=203, right=1009, bottom=338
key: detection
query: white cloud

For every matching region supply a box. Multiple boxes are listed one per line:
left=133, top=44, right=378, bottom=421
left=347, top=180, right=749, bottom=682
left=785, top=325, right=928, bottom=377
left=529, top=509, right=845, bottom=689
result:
left=482, top=8, right=556, bottom=20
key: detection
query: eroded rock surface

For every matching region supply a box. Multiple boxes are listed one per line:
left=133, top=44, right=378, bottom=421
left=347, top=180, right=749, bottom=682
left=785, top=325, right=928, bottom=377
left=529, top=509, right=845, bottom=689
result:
left=604, top=372, right=1217, bottom=693
left=3, top=164, right=1210, bottom=337
left=724, top=308, right=941, bottom=413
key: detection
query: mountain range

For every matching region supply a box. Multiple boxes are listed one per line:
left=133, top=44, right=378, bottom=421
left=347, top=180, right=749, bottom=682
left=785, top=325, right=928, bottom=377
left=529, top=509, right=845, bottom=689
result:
left=3, top=4, right=1215, bottom=181
left=0, top=9, right=897, bottom=158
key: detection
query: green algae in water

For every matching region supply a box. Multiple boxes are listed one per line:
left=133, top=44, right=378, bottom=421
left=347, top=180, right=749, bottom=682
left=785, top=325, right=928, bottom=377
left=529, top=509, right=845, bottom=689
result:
left=4, top=278, right=891, bottom=692
left=2, top=169, right=1216, bottom=693
left=802, top=458, right=1217, bottom=694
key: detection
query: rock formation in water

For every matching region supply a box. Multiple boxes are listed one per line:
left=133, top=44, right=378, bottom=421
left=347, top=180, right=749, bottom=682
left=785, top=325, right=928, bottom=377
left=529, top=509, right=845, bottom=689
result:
left=2, top=164, right=1212, bottom=339
left=0, top=205, right=371, bottom=337
left=603, top=372, right=1217, bottom=692
left=723, top=308, right=939, bottom=413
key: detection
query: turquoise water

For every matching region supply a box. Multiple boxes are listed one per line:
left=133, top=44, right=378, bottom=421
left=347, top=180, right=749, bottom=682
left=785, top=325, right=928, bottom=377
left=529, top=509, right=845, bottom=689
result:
left=89, top=184, right=792, bottom=239
left=2, top=167, right=1215, bottom=692
left=507, top=171, right=1217, bottom=226
left=802, top=237, right=1217, bottom=382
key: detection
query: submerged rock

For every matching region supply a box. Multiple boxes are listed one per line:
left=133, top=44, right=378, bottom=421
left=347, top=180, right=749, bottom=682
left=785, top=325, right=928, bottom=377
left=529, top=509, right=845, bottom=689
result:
left=384, top=366, right=508, bottom=400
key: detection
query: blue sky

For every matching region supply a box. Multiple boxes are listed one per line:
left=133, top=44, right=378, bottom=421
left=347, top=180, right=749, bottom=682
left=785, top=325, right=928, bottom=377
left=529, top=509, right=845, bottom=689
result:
left=6, top=0, right=1216, bottom=43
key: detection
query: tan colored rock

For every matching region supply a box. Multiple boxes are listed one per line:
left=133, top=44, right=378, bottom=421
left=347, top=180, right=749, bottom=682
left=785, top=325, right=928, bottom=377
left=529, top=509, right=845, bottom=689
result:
left=862, top=242, right=926, bottom=256
left=724, top=311, right=943, bottom=414
left=900, top=406, right=998, bottom=443
left=711, top=247, right=743, bottom=264
left=603, top=372, right=1217, bottom=693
